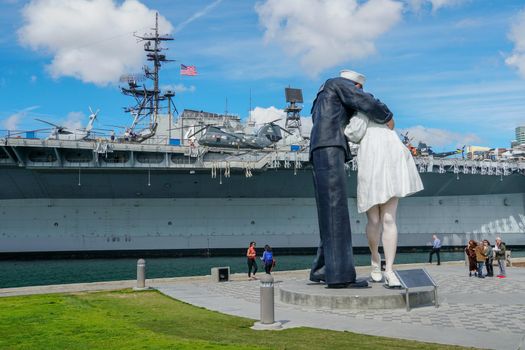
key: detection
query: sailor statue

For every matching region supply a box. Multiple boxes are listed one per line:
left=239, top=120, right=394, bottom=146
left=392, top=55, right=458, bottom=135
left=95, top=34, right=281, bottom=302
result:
left=309, top=70, right=394, bottom=288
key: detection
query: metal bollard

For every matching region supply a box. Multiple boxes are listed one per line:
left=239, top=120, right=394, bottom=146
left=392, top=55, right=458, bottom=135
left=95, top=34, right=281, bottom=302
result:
left=251, top=274, right=282, bottom=330
left=135, top=258, right=147, bottom=290
left=260, top=274, right=275, bottom=324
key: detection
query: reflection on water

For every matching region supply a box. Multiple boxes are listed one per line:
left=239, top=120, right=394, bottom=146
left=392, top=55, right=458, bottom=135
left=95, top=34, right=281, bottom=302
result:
left=1, top=251, right=523, bottom=288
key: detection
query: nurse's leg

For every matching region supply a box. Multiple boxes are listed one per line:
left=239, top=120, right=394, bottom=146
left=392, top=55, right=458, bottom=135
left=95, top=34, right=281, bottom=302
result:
left=366, top=205, right=382, bottom=281
left=380, top=197, right=399, bottom=273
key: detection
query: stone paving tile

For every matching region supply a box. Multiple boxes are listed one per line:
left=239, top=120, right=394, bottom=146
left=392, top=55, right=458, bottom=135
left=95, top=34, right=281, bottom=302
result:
left=189, top=265, right=525, bottom=336
left=152, top=262, right=525, bottom=350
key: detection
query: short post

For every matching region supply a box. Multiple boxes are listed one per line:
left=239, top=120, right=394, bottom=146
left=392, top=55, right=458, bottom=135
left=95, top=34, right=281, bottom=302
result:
left=251, top=274, right=282, bottom=330
left=260, top=274, right=274, bottom=324
left=134, top=258, right=148, bottom=291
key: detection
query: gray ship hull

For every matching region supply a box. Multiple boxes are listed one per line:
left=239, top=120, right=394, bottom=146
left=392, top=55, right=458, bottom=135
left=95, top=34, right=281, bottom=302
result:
left=1, top=139, right=524, bottom=254
left=1, top=169, right=524, bottom=254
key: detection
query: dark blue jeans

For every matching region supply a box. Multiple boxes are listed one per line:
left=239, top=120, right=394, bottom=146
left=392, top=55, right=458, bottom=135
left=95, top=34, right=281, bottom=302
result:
left=477, top=261, right=484, bottom=277
left=310, top=147, right=356, bottom=285
left=429, top=248, right=441, bottom=264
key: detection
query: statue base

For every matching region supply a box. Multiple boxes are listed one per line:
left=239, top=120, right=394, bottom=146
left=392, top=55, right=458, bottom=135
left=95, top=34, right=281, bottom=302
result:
left=279, top=279, right=434, bottom=310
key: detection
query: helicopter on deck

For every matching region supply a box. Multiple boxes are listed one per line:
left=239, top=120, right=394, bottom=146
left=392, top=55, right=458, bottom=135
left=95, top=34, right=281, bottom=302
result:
left=38, top=108, right=101, bottom=141
left=188, top=119, right=292, bottom=149
left=7, top=108, right=102, bottom=141
left=400, top=132, right=464, bottom=158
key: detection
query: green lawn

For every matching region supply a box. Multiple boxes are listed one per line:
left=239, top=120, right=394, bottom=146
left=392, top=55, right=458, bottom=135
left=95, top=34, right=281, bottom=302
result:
left=0, top=290, right=473, bottom=350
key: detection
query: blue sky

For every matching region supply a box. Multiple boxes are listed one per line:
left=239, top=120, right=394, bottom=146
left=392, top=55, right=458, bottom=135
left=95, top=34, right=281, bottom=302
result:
left=1, top=0, right=525, bottom=151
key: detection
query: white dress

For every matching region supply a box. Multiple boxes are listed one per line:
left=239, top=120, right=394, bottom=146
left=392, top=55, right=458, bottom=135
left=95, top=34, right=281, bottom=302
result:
left=352, top=115, right=424, bottom=213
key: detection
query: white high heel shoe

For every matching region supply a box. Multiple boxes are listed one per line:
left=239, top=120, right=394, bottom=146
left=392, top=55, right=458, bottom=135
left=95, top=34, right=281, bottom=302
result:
left=370, top=262, right=383, bottom=282
left=383, top=270, right=401, bottom=288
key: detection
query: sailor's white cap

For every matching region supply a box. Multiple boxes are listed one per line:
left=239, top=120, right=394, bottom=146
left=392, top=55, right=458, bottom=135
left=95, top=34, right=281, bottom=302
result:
left=340, top=69, right=366, bottom=86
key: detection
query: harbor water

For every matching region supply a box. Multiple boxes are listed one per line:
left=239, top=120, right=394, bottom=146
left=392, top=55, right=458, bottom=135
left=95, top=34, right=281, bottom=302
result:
left=2, top=251, right=523, bottom=289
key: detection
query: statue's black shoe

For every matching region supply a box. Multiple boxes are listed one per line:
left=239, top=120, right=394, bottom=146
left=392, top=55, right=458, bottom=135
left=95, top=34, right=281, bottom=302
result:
left=326, top=283, right=349, bottom=289
left=310, top=269, right=325, bottom=283
left=347, top=279, right=369, bottom=288
left=310, top=274, right=325, bottom=283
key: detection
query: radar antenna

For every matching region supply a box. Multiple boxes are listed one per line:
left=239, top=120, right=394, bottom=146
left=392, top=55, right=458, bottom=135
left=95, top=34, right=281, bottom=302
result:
left=284, top=87, right=303, bottom=132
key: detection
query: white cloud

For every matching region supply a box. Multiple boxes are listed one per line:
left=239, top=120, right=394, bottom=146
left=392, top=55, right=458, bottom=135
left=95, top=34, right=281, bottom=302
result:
left=2, top=114, right=23, bottom=130
left=18, top=0, right=173, bottom=85
left=255, top=0, right=403, bottom=76
left=62, top=111, right=85, bottom=130
left=506, top=9, right=525, bottom=79
left=174, top=0, right=223, bottom=33
left=399, top=125, right=480, bottom=148
left=30, top=75, right=37, bottom=83
left=250, top=106, right=312, bottom=137
left=429, top=0, right=467, bottom=11
left=161, top=84, right=196, bottom=94
left=1, top=106, right=39, bottom=130
left=408, top=0, right=468, bottom=12
left=250, top=106, right=285, bottom=125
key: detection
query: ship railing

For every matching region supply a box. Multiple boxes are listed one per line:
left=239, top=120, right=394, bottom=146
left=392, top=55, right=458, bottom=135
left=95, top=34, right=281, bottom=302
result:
left=2, top=138, right=523, bottom=175
left=412, top=157, right=524, bottom=176
left=0, top=129, right=51, bottom=139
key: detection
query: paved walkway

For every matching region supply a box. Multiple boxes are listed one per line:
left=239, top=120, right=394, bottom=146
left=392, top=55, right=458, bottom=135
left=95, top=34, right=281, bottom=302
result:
left=154, top=261, right=525, bottom=350
left=1, top=260, right=524, bottom=349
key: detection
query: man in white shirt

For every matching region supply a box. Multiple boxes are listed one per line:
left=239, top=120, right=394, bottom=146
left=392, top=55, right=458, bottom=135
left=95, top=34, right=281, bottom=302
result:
left=429, top=234, right=441, bottom=265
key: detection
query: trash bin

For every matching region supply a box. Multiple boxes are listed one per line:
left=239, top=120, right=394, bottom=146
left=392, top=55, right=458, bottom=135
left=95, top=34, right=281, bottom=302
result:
left=211, top=267, right=230, bottom=282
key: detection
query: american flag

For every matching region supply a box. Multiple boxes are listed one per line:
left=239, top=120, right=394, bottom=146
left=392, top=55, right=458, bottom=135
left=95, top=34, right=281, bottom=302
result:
left=180, top=64, right=197, bottom=76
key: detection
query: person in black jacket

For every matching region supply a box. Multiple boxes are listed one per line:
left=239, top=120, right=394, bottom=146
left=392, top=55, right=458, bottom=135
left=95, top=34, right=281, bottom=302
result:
left=309, top=70, right=393, bottom=288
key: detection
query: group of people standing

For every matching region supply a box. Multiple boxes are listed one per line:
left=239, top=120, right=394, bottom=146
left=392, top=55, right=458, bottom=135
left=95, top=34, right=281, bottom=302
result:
left=246, top=241, right=275, bottom=279
left=465, top=237, right=507, bottom=278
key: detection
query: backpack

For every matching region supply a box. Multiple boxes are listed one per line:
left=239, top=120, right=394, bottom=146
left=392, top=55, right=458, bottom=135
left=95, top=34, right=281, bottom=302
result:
left=264, top=251, right=273, bottom=264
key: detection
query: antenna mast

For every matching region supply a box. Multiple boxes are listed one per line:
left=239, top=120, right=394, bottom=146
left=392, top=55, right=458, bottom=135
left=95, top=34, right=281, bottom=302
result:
left=284, top=87, right=303, bottom=132
left=120, top=12, right=174, bottom=142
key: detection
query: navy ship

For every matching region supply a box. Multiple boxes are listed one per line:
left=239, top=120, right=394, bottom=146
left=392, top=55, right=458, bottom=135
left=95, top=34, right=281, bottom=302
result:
left=1, top=16, right=524, bottom=257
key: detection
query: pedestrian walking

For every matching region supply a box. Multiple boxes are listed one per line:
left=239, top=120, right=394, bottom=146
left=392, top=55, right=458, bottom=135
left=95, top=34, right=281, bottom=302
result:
left=246, top=241, right=258, bottom=280
left=261, top=245, right=274, bottom=274
left=429, top=234, right=441, bottom=265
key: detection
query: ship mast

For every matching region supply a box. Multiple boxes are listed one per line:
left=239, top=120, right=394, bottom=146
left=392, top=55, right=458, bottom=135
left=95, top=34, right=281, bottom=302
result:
left=152, top=14, right=161, bottom=121
left=120, top=13, right=173, bottom=142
